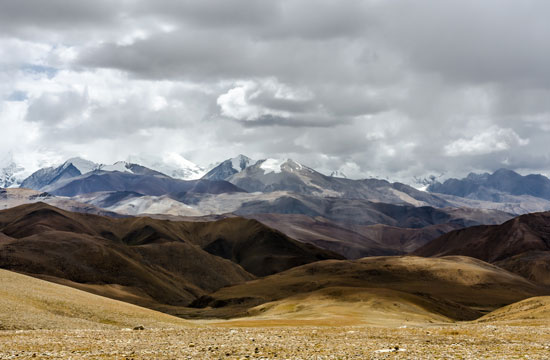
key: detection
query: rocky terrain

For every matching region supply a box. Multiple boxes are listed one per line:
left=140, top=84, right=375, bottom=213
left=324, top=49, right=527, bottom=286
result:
left=2, top=323, right=549, bottom=359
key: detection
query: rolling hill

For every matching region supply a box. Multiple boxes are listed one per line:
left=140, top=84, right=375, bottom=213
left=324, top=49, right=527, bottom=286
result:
left=0, top=203, right=339, bottom=312
left=414, top=211, right=550, bottom=263
left=0, top=268, right=190, bottom=330
left=477, top=296, right=550, bottom=325
left=414, top=211, right=550, bottom=287
left=188, top=256, right=546, bottom=321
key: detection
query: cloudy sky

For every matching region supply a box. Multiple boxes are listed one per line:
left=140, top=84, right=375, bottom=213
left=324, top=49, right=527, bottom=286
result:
left=1, top=0, right=550, bottom=182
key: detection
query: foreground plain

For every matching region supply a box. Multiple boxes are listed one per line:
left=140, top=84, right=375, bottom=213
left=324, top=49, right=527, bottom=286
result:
left=2, top=324, right=550, bottom=359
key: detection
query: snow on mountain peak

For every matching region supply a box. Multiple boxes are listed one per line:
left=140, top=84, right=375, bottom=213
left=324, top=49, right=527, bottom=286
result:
left=100, top=161, right=133, bottom=173
left=126, top=153, right=205, bottom=180
left=230, top=154, right=254, bottom=172
left=64, top=157, right=99, bottom=174
left=330, top=170, right=347, bottom=178
left=0, top=153, right=26, bottom=188
left=260, top=158, right=286, bottom=174
left=259, top=158, right=303, bottom=174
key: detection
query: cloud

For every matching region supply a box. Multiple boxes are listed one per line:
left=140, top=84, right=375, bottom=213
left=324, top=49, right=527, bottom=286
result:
left=444, top=127, right=530, bottom=157
left=2, top=0, right=550, bottom=182
left=25, top=90, right=88, bottom=124
left=216, top=79, right=340, bottom=127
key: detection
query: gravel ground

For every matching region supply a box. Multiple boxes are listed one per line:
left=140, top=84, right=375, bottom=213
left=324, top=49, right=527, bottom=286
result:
left=1, top=323, right=549, bottom=359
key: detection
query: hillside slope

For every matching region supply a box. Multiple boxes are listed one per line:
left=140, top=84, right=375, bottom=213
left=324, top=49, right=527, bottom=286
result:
left=414, top=211, right=550, bottom=263
left=0, top=269, right=190, bottom=330
left=189, top=256, right=545, bottom=321
left=478, top=296, right=550, bottom=325
left=0, top=203, right=339, bottom=311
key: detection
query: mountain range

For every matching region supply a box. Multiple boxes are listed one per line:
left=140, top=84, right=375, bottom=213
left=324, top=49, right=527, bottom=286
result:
left=427, top=169, right=550, bottom=214
left=2, top=155, right=528, bottom=261
left=5, top=154, right=550, bottom=262
left=7, top=154, right=550, bottom=214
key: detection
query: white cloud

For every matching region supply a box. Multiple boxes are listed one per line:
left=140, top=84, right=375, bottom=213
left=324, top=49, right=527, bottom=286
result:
left=444, top=127, right=529, bottom=157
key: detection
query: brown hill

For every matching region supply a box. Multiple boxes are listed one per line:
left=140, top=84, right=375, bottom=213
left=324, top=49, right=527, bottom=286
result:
left=244, top=287, right=455, bottom=326
left=0, top=269, right=190, bottom=330
left=414, top=211, right=550, bottom=262
left=179, top=217, right=343, bottom=276
left=477, top=296, right=550, bottom=325
left=413, top=211, right=550, bottom=287
left=189, top=256, right=546, bottom=321
left=0, top=203, right=339, bottom=311
left=246, top=213, right=462, bottom=259
left=494, top=251, right=550, bottom=287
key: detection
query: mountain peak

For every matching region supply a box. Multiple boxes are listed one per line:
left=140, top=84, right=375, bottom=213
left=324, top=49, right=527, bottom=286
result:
left=259, top=158, right=304, bottom=174
left=230, top=155, right=254, bottom=172
left=126, top=153, right=206, bottom=180
left=330, top=170, right=347, bottom=178
left=492, top=168, right=521, bottom=177
left=99, top=161, right=133, bottom=173
left=201, top=155, right=255, bottom=181
left=63, top=157, right=99, bottom=175
left=0, top=153, right=26, bottom=188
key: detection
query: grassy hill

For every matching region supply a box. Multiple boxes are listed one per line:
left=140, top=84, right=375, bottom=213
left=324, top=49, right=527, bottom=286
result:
left=0, top=269, right=190, bottom=330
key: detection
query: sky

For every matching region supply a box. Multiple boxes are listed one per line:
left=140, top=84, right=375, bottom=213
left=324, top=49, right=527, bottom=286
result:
left=1, top=0, right=550, bottom=182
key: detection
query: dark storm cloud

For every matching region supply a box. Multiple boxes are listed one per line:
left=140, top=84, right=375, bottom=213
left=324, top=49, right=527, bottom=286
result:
left=2, top=0, right=550, bottom=181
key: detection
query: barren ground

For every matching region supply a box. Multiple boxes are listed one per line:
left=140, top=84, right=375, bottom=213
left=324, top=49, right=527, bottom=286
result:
left=1, top=322, right=550, bottom=359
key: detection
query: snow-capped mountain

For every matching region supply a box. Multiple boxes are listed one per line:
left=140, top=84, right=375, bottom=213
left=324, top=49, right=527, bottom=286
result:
left=224, top=157, right=450, bottom=207
left=127, top=153, right=206, bottom=180
left=20, top=157, right=172, bottom=191
left=411, top=173, right=447, bottom=191
left=0, top=153, right=27, bottom=188
left=228, top=158, right=342, bottom=195
left=202, top=154, right=256, bottom=181
left=64, top=157, right=100, bottom=174
left=20, top=157, right=99, bottom=190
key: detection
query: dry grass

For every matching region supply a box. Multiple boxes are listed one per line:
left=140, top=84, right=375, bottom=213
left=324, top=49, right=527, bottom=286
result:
left=244, top=286, right=453, bottom=326
left=193, top=255, right=546, bottom=321
left=0, top=269, right=191, bottom=330
left=477, top=296, right=550, bottom=325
